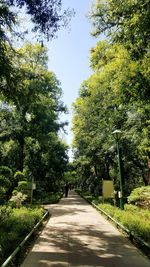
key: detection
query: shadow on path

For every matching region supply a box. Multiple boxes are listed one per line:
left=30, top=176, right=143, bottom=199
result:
left=21, top=191, right=150, bottom=267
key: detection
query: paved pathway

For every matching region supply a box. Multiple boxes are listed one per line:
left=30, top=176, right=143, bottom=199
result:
left=21, top=191, right=150, bottom=267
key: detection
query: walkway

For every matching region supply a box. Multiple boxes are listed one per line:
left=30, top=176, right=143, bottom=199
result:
left=21, top=191, right=150, bottom=267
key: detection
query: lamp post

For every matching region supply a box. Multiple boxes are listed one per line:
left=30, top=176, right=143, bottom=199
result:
left=113, top=130, right=124, bottom=210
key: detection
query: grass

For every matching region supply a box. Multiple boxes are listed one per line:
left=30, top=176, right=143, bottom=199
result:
left=78, top=191, right=150, bottom=246
left=0, top=205, right=44, bottom=265
left=0, top=191, right=63, bottom=265
left=98, top=203, right=150, bottom=244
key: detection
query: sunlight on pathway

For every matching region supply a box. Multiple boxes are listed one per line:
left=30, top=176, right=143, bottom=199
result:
left=21, top=191, right=150, bottom=267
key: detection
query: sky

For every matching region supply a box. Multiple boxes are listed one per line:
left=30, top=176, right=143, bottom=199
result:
left=47, top=0, right=97, bottom=153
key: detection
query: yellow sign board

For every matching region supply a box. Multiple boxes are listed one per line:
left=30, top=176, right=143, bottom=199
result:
left=102, top=180, right=114, bottom=198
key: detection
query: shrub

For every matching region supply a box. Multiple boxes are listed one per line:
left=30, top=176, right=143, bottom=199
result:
left=35, top=192, right=62, bottom=204
left=77, top=191, right=100, bottom=205
left=17, top=181, right=28, bottom=191
left=0, top=206, right=12, bottom=226
left=0, top=206, right=44, bottom=265
left=124, top=204, right=140, bottom=212
left=0, top=166, right=12, bottom=178
left=98, top=203, right=150, bottom=244
left=0, top=167, right=13, bottom=200
left=0, top=175, right=11, bottom=199
left=128, top=186, right=150, bottom=208
left=14, top=171, right=26, bottom=182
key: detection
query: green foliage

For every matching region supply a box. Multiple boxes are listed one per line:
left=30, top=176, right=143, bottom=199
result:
left=0, top=206, right=44, bottom=264
left=1, top=0, right=73, bottom=41
left=0, top=166, right=12, bottom=199
left=0, top=43, right=68, bottom=200
left=0, top=0, right=74, bottom=104
left=13, top=172, right=29, bottom=197
left=72, top=0, right=150, bottom=195
left=0, top=175, right=11, bottom=189
left=0, top=166, right=12, bottom=178
left=77, top=190, right=101, bottom=205
left=0, top=206, right=12, bottom=227
left=14, top=171, right=26, bottom=182
left=17, top=181, right=28, bottom=191
left=39, top=192, right=63, bottom=204
left=128, top=186, right=150, bottom=208
left=124, top=204, right=140, bottom=212
left=0, top=0, right=70, bottom=205
left=98, top=203, right=150, bottom=244
left=63, top=164, right=78, bottom=186
left=90, top=0, right=150, bottom=59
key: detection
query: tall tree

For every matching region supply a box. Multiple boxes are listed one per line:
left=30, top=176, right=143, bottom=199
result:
left=90, top=0, right=150, bottom=58
left=72, top=39, right=149, bottom=194
left=0, top=43, right=68, bottom=195
left=0, top=0, right=74, bottom=100
left=89, top=0, right=150, bottom=186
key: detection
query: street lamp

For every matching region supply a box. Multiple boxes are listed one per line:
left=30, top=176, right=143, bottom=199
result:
left=113, top=130, right=124, bottom=210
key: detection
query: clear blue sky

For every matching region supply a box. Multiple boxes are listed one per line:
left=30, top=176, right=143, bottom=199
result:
left=47, top=0, right=97, bottom=149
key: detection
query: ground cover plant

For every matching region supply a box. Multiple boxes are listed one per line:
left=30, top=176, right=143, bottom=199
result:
left=0, top=205, right=44, bottom=265
left=78, top=190, right=150, bottom=248
left=128, top=186, right=150, bottom=209
left=98, top=203, right=150, bottom=244
left=34, top=192, right=63, bottom=204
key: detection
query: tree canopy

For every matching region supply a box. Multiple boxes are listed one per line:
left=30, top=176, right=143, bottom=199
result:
left=0, top=0, right=74, bottom=101
left=0, top=43, right=68, bottom=200
left=90, top=0, right=150, bottom=58
left=1, top=0, right=73, bottom=40
left=72, top=0, right=150, bottom=196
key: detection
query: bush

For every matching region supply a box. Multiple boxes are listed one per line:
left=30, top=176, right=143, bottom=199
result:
left=98, top=203, right=150, bottom=244
left=128, top=186, right=150, bottom=208
left=14, top=171, right=26, bottom=182
left=0, top=206, right=12, bottom=226
left=0, top=175, right=11, bottom=199
left=35, top=192, right=62, bottom=204
left=76, top=190, right=100, bottom=204
left=0, top=166, right=12, bottom=178
left=80, top=191, right=150, bottom=255
left=0, top=206, right=44, bottom=265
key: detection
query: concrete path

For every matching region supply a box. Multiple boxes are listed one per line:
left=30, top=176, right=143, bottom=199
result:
left=21, top=191, right=150, bottom=267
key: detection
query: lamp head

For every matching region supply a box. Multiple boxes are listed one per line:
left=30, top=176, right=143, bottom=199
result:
left=112, top=129, right=122, bottom=141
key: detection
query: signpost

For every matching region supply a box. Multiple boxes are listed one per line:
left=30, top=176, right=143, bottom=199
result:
left=102, top=180, right=114, bottom=202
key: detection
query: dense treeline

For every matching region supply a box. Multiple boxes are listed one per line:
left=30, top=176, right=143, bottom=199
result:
left=72, top=0, right=150, bottom=196
left=0, top=1, right=71, bottom=201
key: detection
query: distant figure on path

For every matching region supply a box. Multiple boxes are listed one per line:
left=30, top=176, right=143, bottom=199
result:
left=64, top=184, right=69, bottom=197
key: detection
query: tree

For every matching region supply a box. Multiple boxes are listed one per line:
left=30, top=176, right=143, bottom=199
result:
left=0, top=43, right=68, bottom=197
left=1, top=43, right=65, bottom=169
left=0, top=0, right=74, bottom=100
left=0, top=0, right=72, bottom=200
left=90, top=0, right=150, bottom=59
left=89, top=0, right=150, bottom=188
left=72, top=39, right=149, bottom=195
left=72, top=0, right=150, bottom=194
left=5, top=0, right=73, bottom=40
